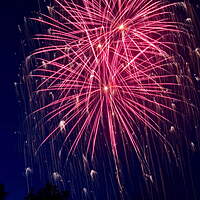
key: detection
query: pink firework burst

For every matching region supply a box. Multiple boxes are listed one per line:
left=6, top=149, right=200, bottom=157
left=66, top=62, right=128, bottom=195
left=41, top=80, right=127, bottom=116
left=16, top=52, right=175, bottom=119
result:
left=27, top=0, right=194, bottom=183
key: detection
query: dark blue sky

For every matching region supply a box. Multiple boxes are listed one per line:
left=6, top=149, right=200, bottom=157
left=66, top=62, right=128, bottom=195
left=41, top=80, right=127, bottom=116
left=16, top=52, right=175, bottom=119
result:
left=0, top=0, right=38, bottom=199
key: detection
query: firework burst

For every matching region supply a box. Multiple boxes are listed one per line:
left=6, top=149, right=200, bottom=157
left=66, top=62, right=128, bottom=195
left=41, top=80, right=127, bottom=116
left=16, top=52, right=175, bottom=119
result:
left=25, top=0, right=198, bottom=195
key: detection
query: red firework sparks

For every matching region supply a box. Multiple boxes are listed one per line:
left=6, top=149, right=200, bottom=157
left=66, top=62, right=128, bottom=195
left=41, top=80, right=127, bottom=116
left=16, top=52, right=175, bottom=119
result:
left=27, top=0, right=193, bottom=184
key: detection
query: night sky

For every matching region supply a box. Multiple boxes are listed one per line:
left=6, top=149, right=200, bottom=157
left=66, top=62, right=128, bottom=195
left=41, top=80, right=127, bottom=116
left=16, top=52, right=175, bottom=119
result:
left=0, top=0, right=38, bottom=199
left=0, top=0, right=200, bottom=200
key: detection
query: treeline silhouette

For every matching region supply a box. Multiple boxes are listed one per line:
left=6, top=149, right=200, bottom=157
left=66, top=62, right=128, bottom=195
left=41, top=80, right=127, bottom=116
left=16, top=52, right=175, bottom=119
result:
left=0, top=184, right=7, bottom=200
left=0, top=183, right=69, bottom=200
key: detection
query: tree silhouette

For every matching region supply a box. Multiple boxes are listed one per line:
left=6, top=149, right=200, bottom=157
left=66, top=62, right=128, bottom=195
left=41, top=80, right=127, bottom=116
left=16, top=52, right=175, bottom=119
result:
left=0, top=184, right=7, bottom=200
left=25, top=183, right=69, bottom=200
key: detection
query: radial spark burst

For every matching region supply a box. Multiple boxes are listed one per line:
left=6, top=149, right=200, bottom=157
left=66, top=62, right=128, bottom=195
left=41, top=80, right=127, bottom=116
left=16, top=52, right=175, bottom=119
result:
left=26, top=0, right=195, bottom=185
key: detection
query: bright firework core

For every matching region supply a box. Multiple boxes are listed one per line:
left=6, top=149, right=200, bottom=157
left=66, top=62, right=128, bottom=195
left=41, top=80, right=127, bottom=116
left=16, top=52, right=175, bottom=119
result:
left=118, top=24, right=125, bottom=30
left=103, top=86, right=109, bottom=92
left=97, top=43, right=102, bottom=48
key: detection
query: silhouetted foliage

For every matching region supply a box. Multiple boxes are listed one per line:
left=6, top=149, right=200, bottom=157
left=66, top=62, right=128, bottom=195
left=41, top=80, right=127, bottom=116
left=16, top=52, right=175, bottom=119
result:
left=25, top=183, right=69, bottom=200
left=0, top=184, right=7, bottom=200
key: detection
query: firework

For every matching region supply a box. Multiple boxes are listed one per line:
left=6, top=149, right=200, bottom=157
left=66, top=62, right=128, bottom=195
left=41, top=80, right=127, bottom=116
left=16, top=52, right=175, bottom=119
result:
left=25, top=0, right=198, bottom=197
